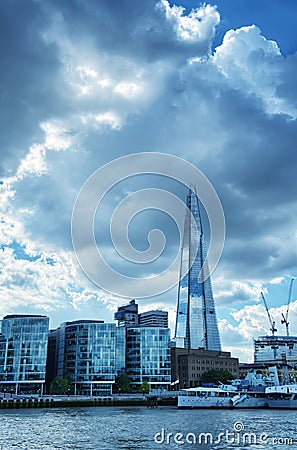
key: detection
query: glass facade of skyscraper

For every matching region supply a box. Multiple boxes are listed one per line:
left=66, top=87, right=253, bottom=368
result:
left=57, top=320, right=116, bottom=396
left=0, top=315, right=49, bottom=394
left=175, top=188, right=221, bottom=351
left=126, top=327, right=171, bottom=391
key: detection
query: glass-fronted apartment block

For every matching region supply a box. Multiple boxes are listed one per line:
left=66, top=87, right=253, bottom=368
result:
left=254, top=335, right=297, bottom=363
left=115, top=326, right=126, bottom=377
left=175, top=188, right=221, bottom=351
left=50, top=320, right=116, bottom=396
left=114, top=300, right=171, bottom=391
left=45, top=327, right=61, bottom=391
left=126, top=327, right=171, bottom=391
left=0, top=315, right=49, bottom=394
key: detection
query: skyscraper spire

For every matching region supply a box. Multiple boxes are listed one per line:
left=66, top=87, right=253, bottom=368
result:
left=174, top=187, right=221, bottom=351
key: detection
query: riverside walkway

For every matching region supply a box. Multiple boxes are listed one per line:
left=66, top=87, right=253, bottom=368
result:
left=0, top=392, right=178, bottom=409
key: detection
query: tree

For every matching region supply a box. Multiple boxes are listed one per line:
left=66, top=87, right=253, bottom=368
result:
left=50, top=377, right=73, bottom=395
left=200, top=369, right=234, bottom=386
left=113, top=374, right=132, bottom=394
left=140, top=380, right=150, bottom=394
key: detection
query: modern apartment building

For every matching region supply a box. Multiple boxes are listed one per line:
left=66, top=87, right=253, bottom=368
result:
left=114, top=300, right=171, bottom=391
left=138, top=310, right=168, bottom=328
left=115, top=326, right=126, bottom=377
left=114, top=299, right=139, bottom=328
left=114, top=299, right=168, bottom=329
left=0, top=314, right=49, bottom=394
left=47, top=320, right=116, bottom=396
left=126, top=327, right=171, bottom=391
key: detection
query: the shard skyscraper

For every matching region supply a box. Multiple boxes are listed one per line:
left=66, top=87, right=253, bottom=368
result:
left=174, top=188, right=221, bottom=351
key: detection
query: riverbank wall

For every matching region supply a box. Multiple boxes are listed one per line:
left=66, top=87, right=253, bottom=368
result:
left=0, top=395, right=177, bottom=409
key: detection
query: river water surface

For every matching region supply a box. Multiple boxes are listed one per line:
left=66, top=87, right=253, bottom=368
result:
left=0, top=406, right=296, bottom=449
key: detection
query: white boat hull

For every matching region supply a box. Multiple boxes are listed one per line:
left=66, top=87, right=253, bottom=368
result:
left=268, top=399, right=297, bottom=409
left=178, top=395, right=233, bottom=409
left=232, top=394, right=268, bottom=409
left=266, top=385, right=297, bottom=409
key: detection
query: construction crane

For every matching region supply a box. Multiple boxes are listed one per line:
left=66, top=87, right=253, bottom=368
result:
left=261, top=292, right=277, bottom=336
left=281, top=278, right=294, bottom=336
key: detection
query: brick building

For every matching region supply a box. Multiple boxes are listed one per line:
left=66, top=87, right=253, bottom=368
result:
left=171, top=347, right=239, bottom=388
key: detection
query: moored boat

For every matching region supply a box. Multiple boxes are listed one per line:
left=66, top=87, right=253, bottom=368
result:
left=231, top=391, right=268, bottom=408
left=221, top=368, right=275, bottom=409
left=178, top=387, right=235, bottom=409
left=177, top=366, right=297, bottom=409
left=266, top=385, right=297, bottom=409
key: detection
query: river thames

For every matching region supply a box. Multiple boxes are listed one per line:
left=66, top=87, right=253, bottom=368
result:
left=0, top=406, right=295, bottom=449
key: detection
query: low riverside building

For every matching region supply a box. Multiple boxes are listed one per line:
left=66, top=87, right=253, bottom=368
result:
left=171, top=346, right=239, bottom=388
left=0, top=314, right=49, bottom=395
left=47, top=320, right=116, bottom=396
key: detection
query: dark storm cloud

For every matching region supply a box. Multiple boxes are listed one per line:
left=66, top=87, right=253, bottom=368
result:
left=0, top=1, right=64, bottom=175
left=46, top=0, right=219, bottom=62
left=213, top=102, right=297, bottom=280
left=217, top=95, right=297, bottom=200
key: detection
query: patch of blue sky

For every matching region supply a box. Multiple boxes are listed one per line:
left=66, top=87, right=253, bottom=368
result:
left=9, top=241, right=40, bottom=262
left=1, top=241, right=56, bottom=265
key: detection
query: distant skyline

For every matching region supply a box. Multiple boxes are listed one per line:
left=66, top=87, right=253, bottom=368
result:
left=1, top=1, right=297, bottom=362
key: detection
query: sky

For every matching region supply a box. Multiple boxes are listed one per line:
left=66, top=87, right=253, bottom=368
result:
left=1, top=0, right=297, bottom=362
